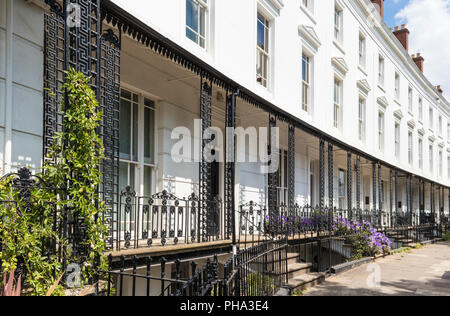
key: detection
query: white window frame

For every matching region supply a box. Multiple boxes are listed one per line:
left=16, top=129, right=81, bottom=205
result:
left=119, top=88, right=157, bottom=197
left=439, top=115, right=443, bottom=136
left=185, top=0, right=209, bottom=49
left=301, top=0, right=314, bottom=13
left=358, top=33, right=366, bottom=69
left=429, top=144, right=434, bottom=174
left=378, top=111, right=385, bottom=152
left=439, top=150, right=443, bottom=177
left=256, top=12, right=270, bottom=89
left=302, top=52, right=312, bottom=113
left=418, top=137, right=423, bottom=170
left=334, top=3, right=343, bottom=44
left=395, top=122, right=400, bottom=159
left=333, top=77, right=342, bottom=130
left=378, top=55, right=385, bottom=87
left=418, top=97, right=423, bottom=121
left=408, top=130, right=413, bottom=166
left=408, top=87, right=413, bottom=113
left=358, top=96, right=366, bottom=142
left=395, top=72, right=400, bottom=100
left=429, top=107, right=434, bottom=131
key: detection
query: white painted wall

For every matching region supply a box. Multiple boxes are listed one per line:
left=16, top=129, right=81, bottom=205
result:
left=0, top=0, right=44, bottom=174
left=111, top=0, right=450, bottom=189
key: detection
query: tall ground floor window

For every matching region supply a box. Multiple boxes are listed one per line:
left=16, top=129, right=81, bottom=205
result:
left=338, top=169, right=346, bottom=209
left=119, top=89, right=156, bottom=197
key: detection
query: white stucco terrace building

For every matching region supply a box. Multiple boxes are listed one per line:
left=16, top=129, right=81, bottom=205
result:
left=1, top=0, right=449, bottom=258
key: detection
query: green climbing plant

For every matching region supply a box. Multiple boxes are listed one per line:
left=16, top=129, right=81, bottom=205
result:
left=44, top=68, right=108, bottom=283
left=0, top=68, right=108, bottom=295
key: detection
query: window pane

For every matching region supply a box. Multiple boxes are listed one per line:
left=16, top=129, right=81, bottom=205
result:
left=120, top=98, right=131, bottom=160
left=257, top=15, right=266, bottom=50
left=132, top=103, right=138, bottom=162
left=144, top=166, right=152, bottom=197
left=144, top=106, right=155, bottom=164
left=186, top=0, right=198, bottom=32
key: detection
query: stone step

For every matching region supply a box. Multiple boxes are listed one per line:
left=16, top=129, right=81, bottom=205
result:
left=286, top=262, right=313, bottom=279
left=266, top=253, right=299, bottom=265
left=287, top=272, right=326, bottom=293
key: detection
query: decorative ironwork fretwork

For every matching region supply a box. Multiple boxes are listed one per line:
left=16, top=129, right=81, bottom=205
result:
left=389, top=170, right=393, bottom=225
left=372, top=163, right=377, bottom=210
left=199, top=79, right=212, bottom=242
left=288, top=125, right=295, bottom=216
left=378, top=164, right=382, bottom=211
left=267, top=116, right=278, bottom=217
left=319, top=140, right=325, bottom=210
left=43, top=5, right=65, bottom=160
left=356, top=156, right=361, bottom=211
left=67, top=0, right=101, bottom=93
left=99, top=29, right=121, bottom=251
left=328, top=144, right=334, bottom=209
left=395, top=172, right=399, bottom=217
left=347, top=152, right=352, bottom=212
left=225, top=91, right=236, bottom=241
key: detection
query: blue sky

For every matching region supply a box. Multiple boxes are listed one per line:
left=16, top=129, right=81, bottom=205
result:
left=384, top=0, right=408, bottom=28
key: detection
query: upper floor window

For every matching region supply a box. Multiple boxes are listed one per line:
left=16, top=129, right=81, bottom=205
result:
left=302, top=53, right=312, bottom=112
left=439, top=115, right=443, bottom=136
left=358, top=97, right=366, bottom=142
left=448, top=156, right=450, bottom=179
left=359, top=34, right=366, bottom=68
left=333, top=78, right=342, bottom=129
left=418, top=138, right=423, bottom=170
left=429, top=107, right=434, bottom=130
left=439, top=150, right=443, bottom=177
left=334, top=5, right=343, bottom=44
left=418, top=97, right=423, bottom=121
left=408, top=87, right=413, bottom=112
left=186, top=0, right=208, bottom=48
left=302, top=0, right=314, bottom=12
left=378, top=112, right=385, bottom=152
left=395, top=72, right=400, bottom=100
left=408, top=131, right=413, bottom=165
left=395, top=123, right=400, bottom=159
left=429, top=144, right=434, bottom=173
left=257, top=13, right=270, bottom=88
left=378, top=55, right=385, bottom=86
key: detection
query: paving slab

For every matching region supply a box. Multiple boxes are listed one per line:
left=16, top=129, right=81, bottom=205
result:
left=304, top=241, right=450, bottom=296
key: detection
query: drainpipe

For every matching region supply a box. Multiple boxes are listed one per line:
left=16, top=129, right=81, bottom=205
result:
left=3, top=0, right=13, bottom=174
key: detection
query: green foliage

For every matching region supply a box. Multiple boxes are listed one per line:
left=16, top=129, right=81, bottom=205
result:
left=44, top=68, right=108, bottom=282
left=443, top=231, right=450, bottom=241
left=0, top=177, right=64, bottom=296
left=0, top=69, right=108, bottom=295
left=348, top=234, right=372, bottom=261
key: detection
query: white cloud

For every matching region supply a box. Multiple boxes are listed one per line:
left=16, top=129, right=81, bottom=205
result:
left=395, top=0, right=450, bottom=100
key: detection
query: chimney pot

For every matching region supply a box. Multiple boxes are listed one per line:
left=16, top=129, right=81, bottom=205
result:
left=413, top=53, right=425, bottom=73
left=371, top=0, right=384, bottom=19
left=437, top=85, right=443, bottom=94
left=393, top=25, right=410, bottom=52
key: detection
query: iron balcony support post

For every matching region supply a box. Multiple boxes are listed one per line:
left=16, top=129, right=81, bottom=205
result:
left=395, top=171, right=399, bottom=222
left=199, top=77, right=213, bottom=243
left=319, top=139, right=325, bottom=211
left=225, top=90, right=237, bottom=245
left=288, top=125, right=296, bottom=217
left=378, top=164, right=382, bottom=226
left=268, top=116, right=278, bottom=219
left=347, top=152, right=352, bottom=218
left=356, top=156, right=361, bottom=215
left=328, top=143, right=334, bottom=210
left=389, top=170, right=393, bottom=227
left=372, top=162, right=377, bottom=212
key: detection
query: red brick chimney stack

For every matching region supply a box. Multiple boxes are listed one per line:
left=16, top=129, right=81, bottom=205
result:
left=393, top=24, right=410, bottom=52
left=371, top=0, right=385, bottom=19
left=412, top=53, right=425, bottom=73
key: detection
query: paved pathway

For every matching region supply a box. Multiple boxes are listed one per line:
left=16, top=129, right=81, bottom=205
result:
left=304, top=242, right=450, bottom=296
